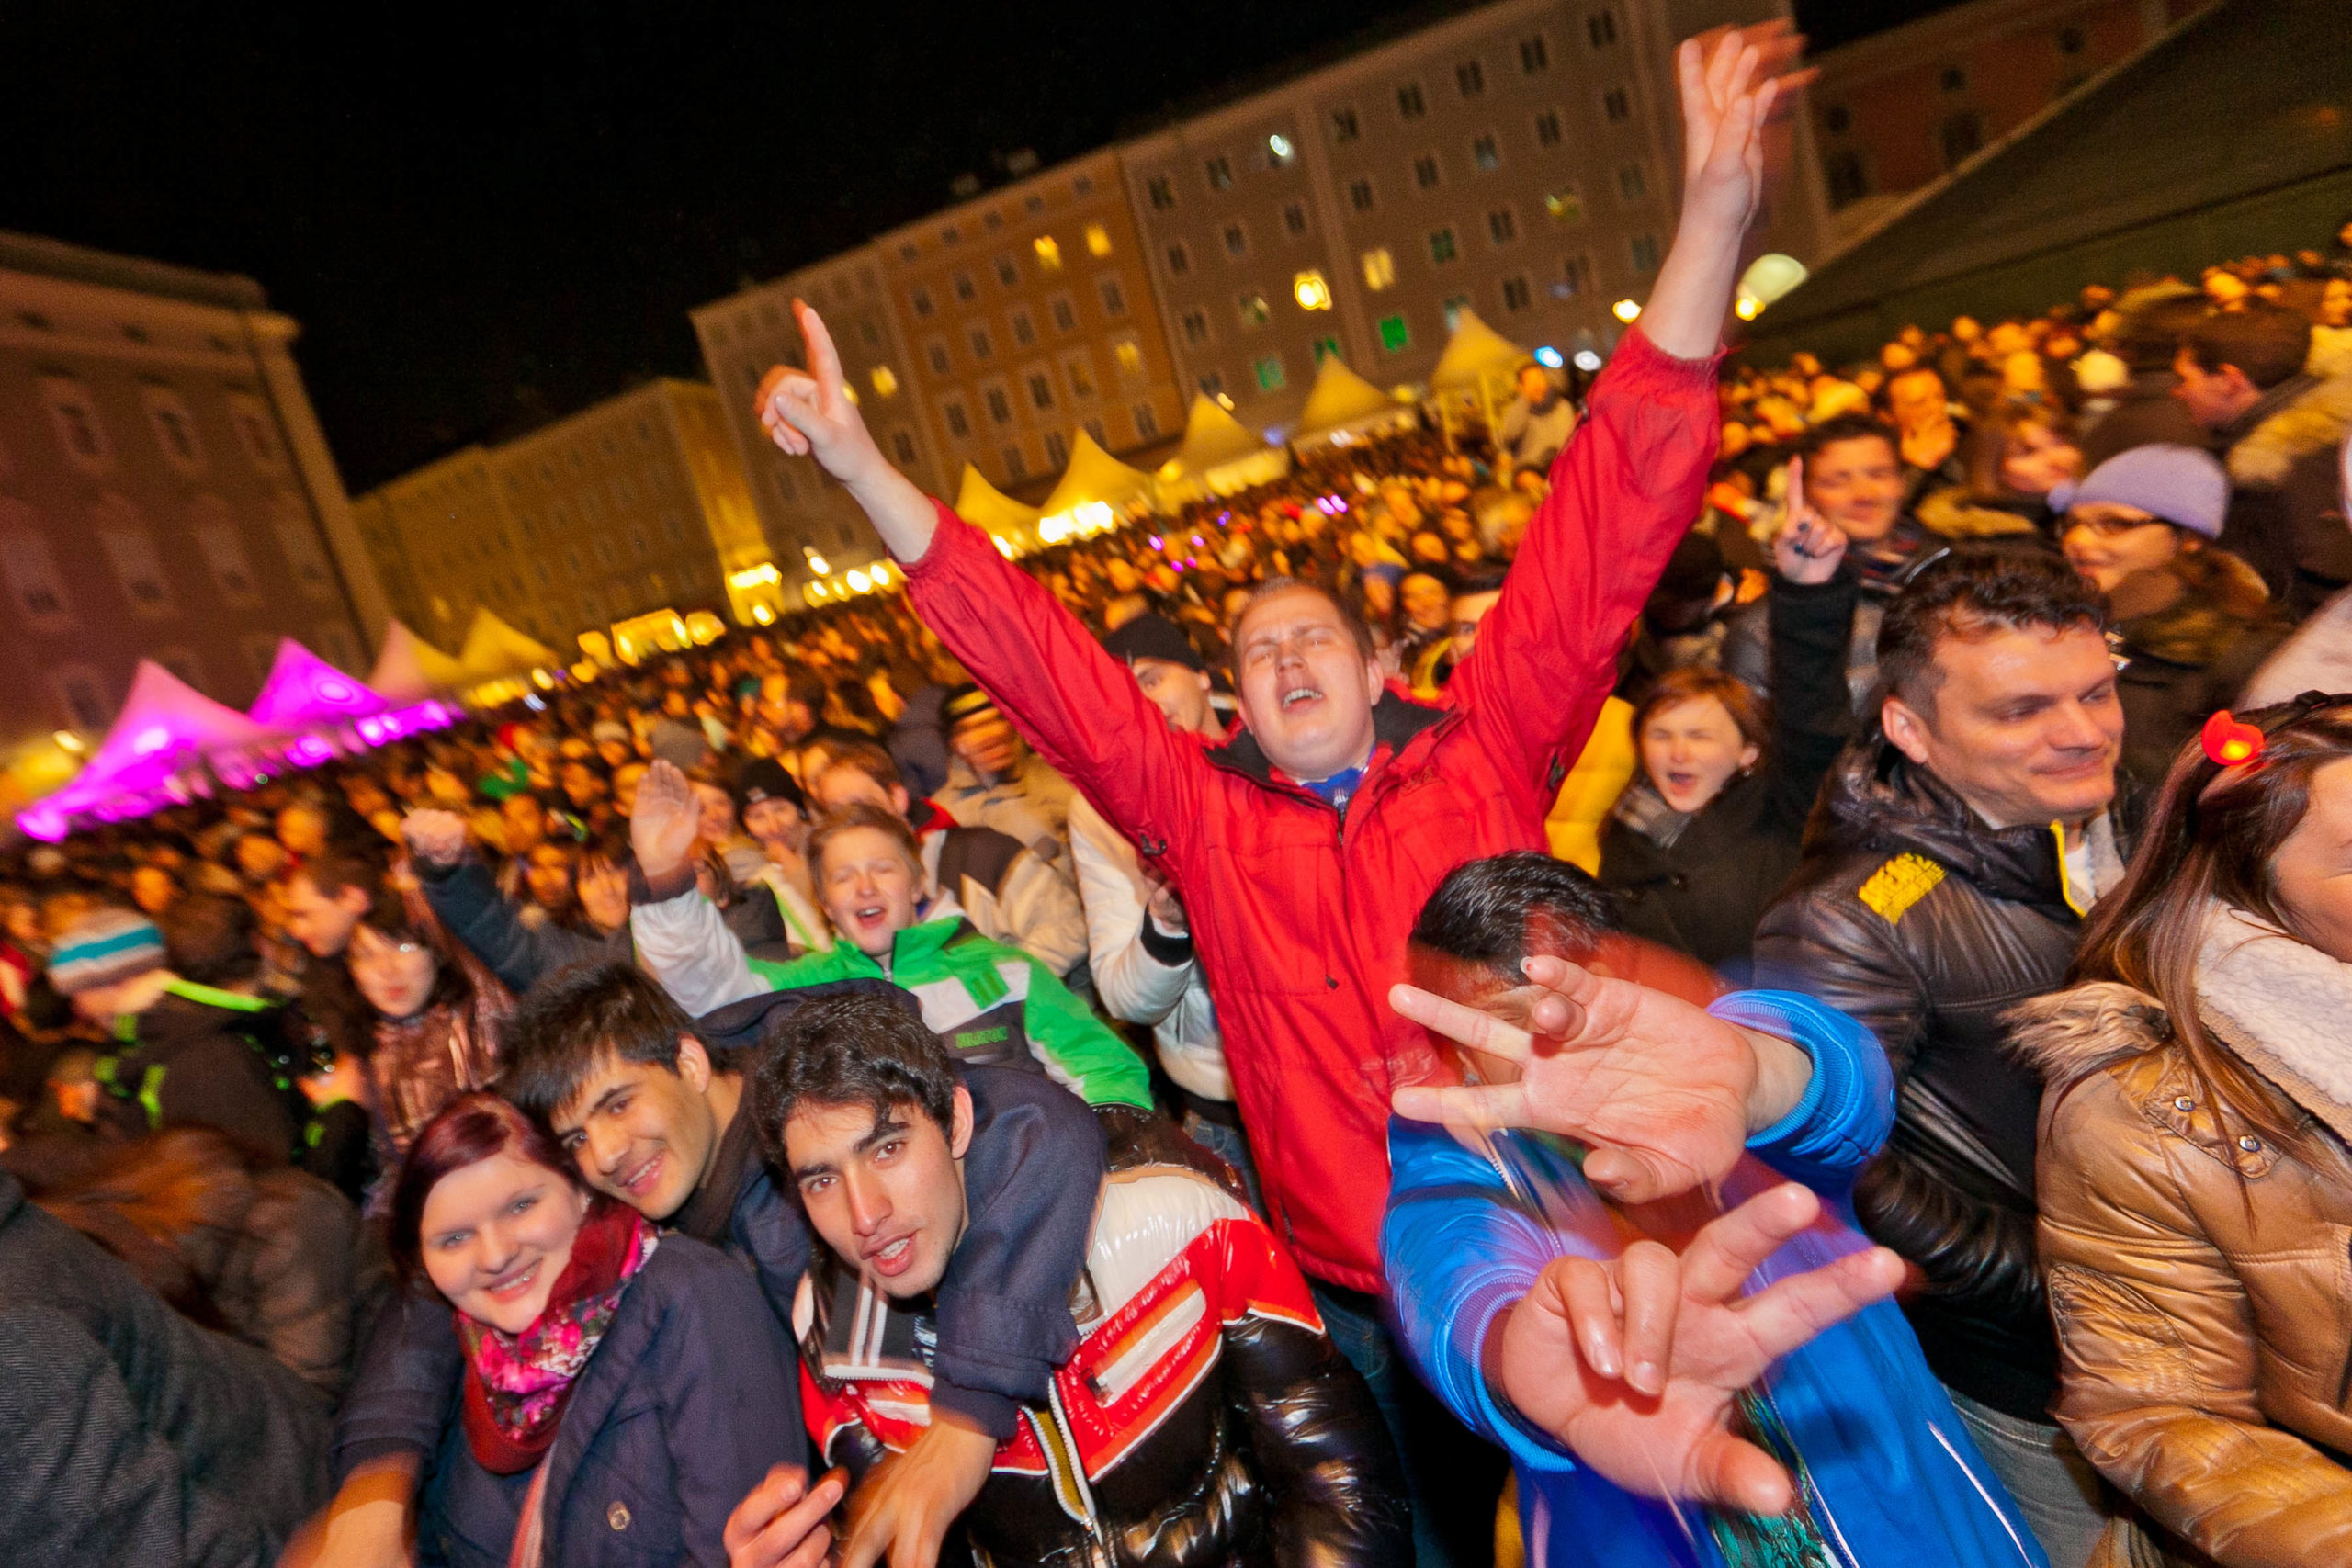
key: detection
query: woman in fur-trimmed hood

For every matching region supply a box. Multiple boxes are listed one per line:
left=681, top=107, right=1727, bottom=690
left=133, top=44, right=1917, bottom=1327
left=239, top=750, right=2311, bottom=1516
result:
left=2011, top=694, right=2352, bottom=1566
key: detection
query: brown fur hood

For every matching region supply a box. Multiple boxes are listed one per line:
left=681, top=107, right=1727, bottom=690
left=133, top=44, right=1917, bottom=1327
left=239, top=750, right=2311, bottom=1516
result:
left=2229, top=369, right=2352, bottom=487
left=2109, top=546, right=2274, bottom=666
left=2007, top=981, right=2171, bottom=1090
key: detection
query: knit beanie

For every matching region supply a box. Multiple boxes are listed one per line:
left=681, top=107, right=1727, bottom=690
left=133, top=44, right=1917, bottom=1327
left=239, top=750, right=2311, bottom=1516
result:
left=1103, top=614, right=1206, bottom=673
left=2050, top=443, right=2230, bottom=539
left=733, top=755, right=808, bottom=817
left=49, top=908, right=168, bottom=996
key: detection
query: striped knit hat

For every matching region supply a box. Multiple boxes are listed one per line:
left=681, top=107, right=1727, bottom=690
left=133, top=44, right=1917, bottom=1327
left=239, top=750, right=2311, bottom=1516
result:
left=48, top=908, right=168, bottom=996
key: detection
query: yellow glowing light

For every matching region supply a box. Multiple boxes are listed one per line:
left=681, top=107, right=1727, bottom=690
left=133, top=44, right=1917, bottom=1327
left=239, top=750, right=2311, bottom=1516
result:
left=1268, top=132, right=1294, bottom=160
left=869, top=561, right=892, bottom=587
left=808, top=581, right=830, bottom=599
left=531, top=668, right=555, bottom=690
left=1611, top=299, right=1642, bottom=323
left=1361, top=248, right=1395, bottom=291
left=804, top=549, right=831, bottom=576
left=1114, top=340, right=1143, bottom=376
left=870, top=366, right=899, bottom=397
left=993, top=534, right=1016, bottom=558
left=686, top=610, right=726, bottom=645
left=52, top=729, right=84, bottom=753
left=1294, top=269, right=1333, bottom=310
left=729, top=562, right=781, bottom=589
left=751, top=603, right=775, bottom=625
left=1084, top=223, right=1111, bottom=258
left=1737, top=253, right=1808, bottom=310
left=1034, top=235, right=1062, bottom=271
left=846, top=569, right=873, bottom=592
left=1072, top=500, right=1114, bottom=536
left=1735, top=296, right=1761, bottom=321
left=1038, top=513, right=1073, bottom=545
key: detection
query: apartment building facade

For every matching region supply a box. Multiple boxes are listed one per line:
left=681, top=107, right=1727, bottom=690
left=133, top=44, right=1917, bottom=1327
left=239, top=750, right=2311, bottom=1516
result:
left=0, top=231, right=389, bottom=749
left=352, top=378, right=765, bottom=655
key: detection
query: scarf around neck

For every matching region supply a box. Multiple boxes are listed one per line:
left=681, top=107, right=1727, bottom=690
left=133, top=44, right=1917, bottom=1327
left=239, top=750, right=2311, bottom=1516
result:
left=2195, top=900, right=2352, bottom=1147
left=457, top=1198, right=657, bottom=1474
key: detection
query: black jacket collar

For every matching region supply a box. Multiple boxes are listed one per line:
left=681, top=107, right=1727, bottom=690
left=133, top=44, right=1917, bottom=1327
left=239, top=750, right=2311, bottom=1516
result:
left=1204, top=691, right=1451, bottom=793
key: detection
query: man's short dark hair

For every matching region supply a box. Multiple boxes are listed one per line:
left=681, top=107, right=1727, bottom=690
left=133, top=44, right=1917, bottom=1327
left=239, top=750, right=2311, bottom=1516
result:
left=1453, top=569, right=1509, bottom=599
left=160, top=894, right=261, bottom=986
left=1230, top=576, right=1376, bottom=671
left=747, top=991, right=958, bottom=1167
left=1798, top=414, right=1897, bottom=465
left=2176, top=302, right=2311, bottom=389
left=1409, top=852, right=1619, bottom=984
left=501, top=961, right=696, bottom=1122
left=1875, top=547, right=2109, bottom=713
left=292, top=846, right=381, bottom=901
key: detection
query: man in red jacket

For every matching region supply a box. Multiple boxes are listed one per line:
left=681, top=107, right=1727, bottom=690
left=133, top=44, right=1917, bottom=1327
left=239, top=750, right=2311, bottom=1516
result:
left=758, top=27, right=1802, bottom=1560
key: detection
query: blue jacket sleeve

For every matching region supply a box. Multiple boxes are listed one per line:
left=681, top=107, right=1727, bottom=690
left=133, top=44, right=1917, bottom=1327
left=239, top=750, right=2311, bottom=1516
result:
left=1380, top=1118, right=1587, bottom=1475
left=417, top=858, right=599, bottom=998
left=333, top=1285, right=461, bottom=1480
left=1714, top=989, right=1896, bottom=1196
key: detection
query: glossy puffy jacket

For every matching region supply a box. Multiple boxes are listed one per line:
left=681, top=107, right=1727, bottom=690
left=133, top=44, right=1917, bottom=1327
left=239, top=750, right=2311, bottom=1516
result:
left=799, top=1109, right=1410, bottom=1568
left=1753, top=739, right=2132, bottom=1421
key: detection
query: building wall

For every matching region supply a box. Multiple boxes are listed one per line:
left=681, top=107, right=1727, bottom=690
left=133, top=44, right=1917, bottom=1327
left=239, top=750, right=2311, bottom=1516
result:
left=876, top=148, right=1187, bottom=498
left=0, top=233, right=383, bottom=746
left=1808, top=0, right=2211, bottom=220
left=690, top=250, right=939, bottom=595
left=355, top=379, right=750, bottom=659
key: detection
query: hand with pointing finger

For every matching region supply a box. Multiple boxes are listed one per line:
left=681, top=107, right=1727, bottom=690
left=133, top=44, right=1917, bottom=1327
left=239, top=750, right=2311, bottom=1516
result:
left=1769, top=456, right=1848, bottom=587
left=1491, top=1183, right=1905, bottom=1515
left=757, top=303, right=890, bottom=490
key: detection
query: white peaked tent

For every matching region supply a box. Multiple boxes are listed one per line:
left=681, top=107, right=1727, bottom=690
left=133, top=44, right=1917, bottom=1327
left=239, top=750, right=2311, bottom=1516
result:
left=1430, top=308, right=1527, bottom=390
left=955, top=463, right=1046, bottom=543
left=1040, top=431, right=1155, bottom=517
left=457, top=609, right=560, bottom=683
left=368, top=619, right=470, bottom=702
left=1292, top=355, right=1418, bottom=453
left=1159, top=395, right=1289, bottom=502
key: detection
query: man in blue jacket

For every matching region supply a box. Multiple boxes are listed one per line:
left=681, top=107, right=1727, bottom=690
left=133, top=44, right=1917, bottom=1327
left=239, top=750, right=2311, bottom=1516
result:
left=1381, top=853, right=2047, bottom=1568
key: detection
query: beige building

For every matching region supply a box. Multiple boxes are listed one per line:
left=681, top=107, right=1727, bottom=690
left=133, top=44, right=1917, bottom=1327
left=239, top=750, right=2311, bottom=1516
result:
left=352, top=378, right=766, bottom=654
left=875, top=148, right=1188, bottom=499
left=1806, top=0, right=2211, bottom=240
left=690, top=248, right=942, bottom=596
left=0, top=231, right=387, bottom=749
left=1120, top=0, right=1826, bottom=424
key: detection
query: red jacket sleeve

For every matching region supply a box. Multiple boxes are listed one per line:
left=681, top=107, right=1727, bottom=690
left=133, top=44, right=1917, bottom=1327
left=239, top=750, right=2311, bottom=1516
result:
left=902, top=502, right=1206, bottom=866
left=1450, top=327, right=1722, bottom=793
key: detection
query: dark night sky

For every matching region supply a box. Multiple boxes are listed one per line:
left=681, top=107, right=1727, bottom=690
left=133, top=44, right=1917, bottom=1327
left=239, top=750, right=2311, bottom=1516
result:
left=1, top=0, right=1952, bottom=492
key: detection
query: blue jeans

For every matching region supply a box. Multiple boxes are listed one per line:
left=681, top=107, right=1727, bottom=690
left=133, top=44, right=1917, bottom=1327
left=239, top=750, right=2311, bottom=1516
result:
left=1945, top=1384, right=2111, bottom=1568
left=1181, top=1109, right=1263, bottom=1213
left=1312, top=1279, right=1506, bottom=1568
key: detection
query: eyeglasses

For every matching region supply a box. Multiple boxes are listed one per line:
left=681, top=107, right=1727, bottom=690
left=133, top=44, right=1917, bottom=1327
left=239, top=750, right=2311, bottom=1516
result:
left=2065, top=511, right=2170, bottom=538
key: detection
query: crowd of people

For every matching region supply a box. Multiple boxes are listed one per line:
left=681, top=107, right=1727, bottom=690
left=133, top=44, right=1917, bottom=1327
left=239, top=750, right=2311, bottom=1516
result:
left=7, top=25, right=2352, bottom=1568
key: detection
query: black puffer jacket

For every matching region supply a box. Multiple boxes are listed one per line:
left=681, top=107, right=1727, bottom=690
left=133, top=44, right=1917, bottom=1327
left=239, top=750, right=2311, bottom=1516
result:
left=2109, top=547, right=2289, bottom=784
left=1600, top=564, right=1855, bottom=976
left=1753, top=739, right=2133, bottom=1422
left=804, top=1110, right=1408, bottom=1568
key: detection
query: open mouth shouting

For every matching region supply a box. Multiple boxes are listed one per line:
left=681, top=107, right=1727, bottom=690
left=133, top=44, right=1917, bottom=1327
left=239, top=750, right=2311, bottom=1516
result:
left=1280, top=681, right=1326, bottom=713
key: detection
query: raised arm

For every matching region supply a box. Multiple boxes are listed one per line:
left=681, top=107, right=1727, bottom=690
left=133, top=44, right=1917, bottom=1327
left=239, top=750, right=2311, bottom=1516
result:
left=753, top=309, right=1204, bottom=853
left=1451, top=27, right=1804, bottom=793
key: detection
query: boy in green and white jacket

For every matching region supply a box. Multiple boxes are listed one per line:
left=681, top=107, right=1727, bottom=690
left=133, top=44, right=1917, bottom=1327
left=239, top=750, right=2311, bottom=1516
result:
left=628, top=765, right=1148, bottom=1110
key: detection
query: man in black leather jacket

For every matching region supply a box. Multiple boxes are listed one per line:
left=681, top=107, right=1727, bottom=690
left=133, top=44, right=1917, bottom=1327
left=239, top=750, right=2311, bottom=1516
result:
left=1754, top=548, right=2130, bottom=1567
left=757, top=991, right=1409, bottom=1568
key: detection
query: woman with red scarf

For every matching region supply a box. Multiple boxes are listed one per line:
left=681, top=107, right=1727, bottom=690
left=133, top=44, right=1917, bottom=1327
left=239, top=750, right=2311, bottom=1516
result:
left=380, top=1093, right=808, bottom=1567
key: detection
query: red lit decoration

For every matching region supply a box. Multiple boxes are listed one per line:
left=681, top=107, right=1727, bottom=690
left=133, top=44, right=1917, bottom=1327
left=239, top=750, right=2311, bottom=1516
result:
left=2201, top=709, right=2265, bottom=767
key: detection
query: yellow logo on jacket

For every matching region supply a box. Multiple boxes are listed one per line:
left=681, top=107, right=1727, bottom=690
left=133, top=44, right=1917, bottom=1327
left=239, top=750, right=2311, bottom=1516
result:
left=1857, top=853, right=1945, bottom=925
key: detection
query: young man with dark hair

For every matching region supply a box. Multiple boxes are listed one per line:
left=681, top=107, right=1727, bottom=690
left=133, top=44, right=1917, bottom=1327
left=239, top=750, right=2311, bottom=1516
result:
left=755, top=990, right=1409, bottom=1568
left=1380, top=852, right=2040, bottom=1566
left=810, top=740, right=1088, bottom=978
left=325, top=958, right=1111, bottom=1568
left=1756, top=546, right=2125, bottom=1564
left=2172, top=299, right=2352, bottom=614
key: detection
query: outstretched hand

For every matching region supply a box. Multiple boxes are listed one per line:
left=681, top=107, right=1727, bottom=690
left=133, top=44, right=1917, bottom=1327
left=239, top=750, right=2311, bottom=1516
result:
left=725, top=1464, right=843, bottom=1568
left=1769, top=457, right=1848, bottom=585
left=1390, top=954, right=1808, bottom=1204
left=756, top=302, right=888, bottom=487
left=630, top=760, right=701, bottom=884
left=1676, top=23, right=1807, bottom=242
left=1493, top=1183, right=1905, bottom=1514
left=399, top=808, right=468, bottom=870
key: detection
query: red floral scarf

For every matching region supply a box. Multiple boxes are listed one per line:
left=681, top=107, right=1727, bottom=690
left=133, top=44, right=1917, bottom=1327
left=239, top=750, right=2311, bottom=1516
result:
left=456, top=1198, right=657, bottom=1474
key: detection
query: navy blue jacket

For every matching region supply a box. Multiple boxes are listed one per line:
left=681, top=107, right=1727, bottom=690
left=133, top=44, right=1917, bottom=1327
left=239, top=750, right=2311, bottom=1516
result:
left=419, top=1235, right=798, bottom=1568
left=416, top=859, right=631, bottom=998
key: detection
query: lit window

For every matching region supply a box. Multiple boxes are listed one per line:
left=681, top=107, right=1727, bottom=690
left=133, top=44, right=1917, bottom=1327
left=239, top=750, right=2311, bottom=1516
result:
left=1363, top=248, right=1396, bottom=290
left=1294, top=270, right=1333, bottom=310
left=1429, top=228, right=1458, bottom=265
left=1474, top=134, right=1499, bottom=171
left=1253, top=355, right=1286, bottom=392
left=1545, top=188, right=1586, bottom=223
left=1535, top=110, right=1563, bottom=147
left=1085, top=223, right=1112, bottom=257
left=1398, top=83, right=1426, bottom=118
left=1238, top=293, right=1271, bottom=327
left=1457, top=61, right=1485, bottom=96
left=870, top=366, right=899, bottom=397
left=1034, top=235, right=1062, bottom=270
left=1114, top=338, right=1145, bottom=378
left=1206, top=156, right=1233, bottom=189
left=1502, top=276, right=1532, bottom=311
